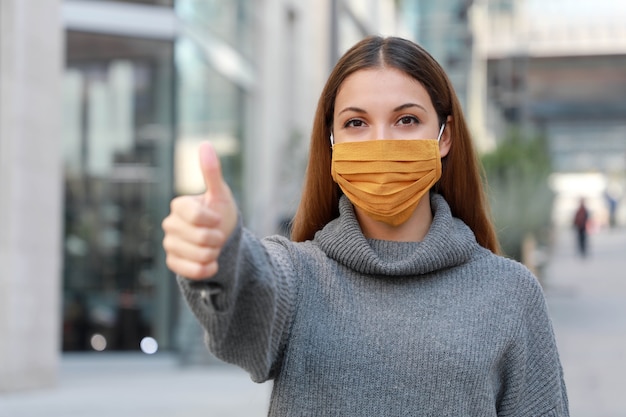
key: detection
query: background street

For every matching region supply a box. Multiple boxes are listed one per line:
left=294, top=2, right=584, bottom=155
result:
left=1, top=226, right=624, bottom=417
left=544, top=225, right=626, bottom=417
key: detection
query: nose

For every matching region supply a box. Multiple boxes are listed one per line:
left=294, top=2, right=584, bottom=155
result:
left=373, top=125, right=392, bottom=140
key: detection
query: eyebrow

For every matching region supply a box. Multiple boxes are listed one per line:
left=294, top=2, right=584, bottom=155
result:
left=394, top=103, right=427, bottom=112
left=337, top=103, right=427, bottom=115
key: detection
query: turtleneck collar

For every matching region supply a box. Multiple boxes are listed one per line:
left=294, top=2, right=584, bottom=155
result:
left=314, top=194, right=483, bottom=276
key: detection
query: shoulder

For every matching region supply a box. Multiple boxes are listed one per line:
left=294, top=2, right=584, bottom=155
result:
left=473, top=248, right=539, bottom=282
left=262, top=234, right=329, bottom=269
left=467, top=248, right=546, bottom=308
left=263, top=234, right=320, bottom=254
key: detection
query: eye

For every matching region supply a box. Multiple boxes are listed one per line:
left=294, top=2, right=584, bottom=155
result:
left=344, top=119, right=366, bottom=128
left=397, top=115, right=419, bottom=126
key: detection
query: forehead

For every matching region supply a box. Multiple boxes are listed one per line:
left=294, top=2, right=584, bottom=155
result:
left=335, top=67, right=433, bottom=110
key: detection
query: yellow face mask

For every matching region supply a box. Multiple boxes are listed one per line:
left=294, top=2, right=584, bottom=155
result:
left=330, top=132, right=443, bottom=227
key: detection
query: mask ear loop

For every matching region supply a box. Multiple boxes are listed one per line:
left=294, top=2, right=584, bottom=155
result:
left=330, top=132, right=335, bottom=148
left=436, top=123, right=446, bottom=142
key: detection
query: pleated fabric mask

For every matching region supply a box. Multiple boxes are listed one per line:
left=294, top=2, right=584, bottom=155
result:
left=331, top=138, right=442, bottom=227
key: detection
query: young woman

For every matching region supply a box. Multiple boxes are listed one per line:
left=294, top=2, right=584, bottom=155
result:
left=162, top=36, right=569, bottom=416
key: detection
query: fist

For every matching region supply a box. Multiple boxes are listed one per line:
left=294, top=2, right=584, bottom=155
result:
left=162, top=142, right=238, bottom=279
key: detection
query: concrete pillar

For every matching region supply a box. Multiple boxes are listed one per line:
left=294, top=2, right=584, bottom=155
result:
left=243, top=0, right=333, bottom=237
left=0, top=0, right=63, bottom=391
left=243, top=0, right=290, bottom=237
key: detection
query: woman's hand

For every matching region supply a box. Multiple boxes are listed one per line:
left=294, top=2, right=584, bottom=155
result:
left=162, top=142, right=238, bottom=280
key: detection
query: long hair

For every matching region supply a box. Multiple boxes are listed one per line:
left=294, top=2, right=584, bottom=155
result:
left=290, top=36, right=500, bottom=254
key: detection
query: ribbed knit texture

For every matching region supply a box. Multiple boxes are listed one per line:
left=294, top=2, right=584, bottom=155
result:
left=177, top=194, right=569, bottom=416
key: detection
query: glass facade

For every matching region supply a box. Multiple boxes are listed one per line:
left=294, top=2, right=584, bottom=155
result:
left=410, top=0, right=474, bottom=111
left=61, top=0, right=256, bottom=354
left=62, top=32, right=176, bottom=351
left=173, top=0, right=255, bottom=199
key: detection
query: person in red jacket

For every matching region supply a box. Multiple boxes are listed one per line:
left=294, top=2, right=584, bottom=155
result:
left=573, top=197, right=590, bottom=257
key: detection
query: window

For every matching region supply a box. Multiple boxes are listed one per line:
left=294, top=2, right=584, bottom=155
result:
left=62, top=32, right=176, bottom=352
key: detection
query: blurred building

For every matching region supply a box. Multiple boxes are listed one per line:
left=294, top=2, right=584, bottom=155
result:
left=475, top=0, right=626, bottom=226
left=1, top=0, right=410, bottom=391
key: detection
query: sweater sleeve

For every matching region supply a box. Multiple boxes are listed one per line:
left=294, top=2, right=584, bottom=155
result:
left=176, top=218, right=297, bottom=383
left=497, top=275, right=570, bottom=417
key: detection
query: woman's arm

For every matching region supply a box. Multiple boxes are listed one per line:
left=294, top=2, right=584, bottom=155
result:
left=177, top=220, right=297, bottom=383
left=162, top=142, right=296, bottom=381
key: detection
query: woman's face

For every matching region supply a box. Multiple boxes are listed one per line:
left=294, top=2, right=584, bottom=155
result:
left=332, top=67, right=444, bottom=145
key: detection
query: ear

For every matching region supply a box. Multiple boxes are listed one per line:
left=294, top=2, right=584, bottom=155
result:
left=439, top=115, right=453, bottom=158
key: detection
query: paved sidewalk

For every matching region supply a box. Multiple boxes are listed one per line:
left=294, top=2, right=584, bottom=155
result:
left=543, top=226, right=626, bottom=417
left=0, top=354, right=271, bottom=417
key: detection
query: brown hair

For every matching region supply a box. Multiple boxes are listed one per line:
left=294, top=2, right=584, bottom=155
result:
left=290, top=36, right=500, bottom=254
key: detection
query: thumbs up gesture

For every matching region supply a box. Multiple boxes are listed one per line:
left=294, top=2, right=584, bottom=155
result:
left=162, top=142, right=238, bottom=280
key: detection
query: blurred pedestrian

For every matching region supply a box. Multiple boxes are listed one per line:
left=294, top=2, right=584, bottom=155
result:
left=162, top=36, right=569, bottom=416
left=573, top=197, right=589, bottom=257
left=605, top=185, right=620, bottom=229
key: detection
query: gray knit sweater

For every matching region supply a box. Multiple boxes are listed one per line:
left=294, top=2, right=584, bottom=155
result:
left=177, top=194, right=569, bottom=416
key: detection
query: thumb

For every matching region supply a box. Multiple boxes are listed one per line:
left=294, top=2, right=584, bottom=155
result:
left=198, top=141, right=225, bottom=202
